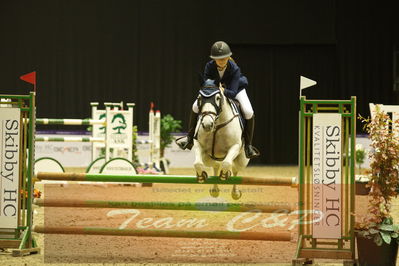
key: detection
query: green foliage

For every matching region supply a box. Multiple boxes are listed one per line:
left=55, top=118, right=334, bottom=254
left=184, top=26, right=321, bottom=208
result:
left=131, top=125, right=139, bottom=164
left=160, top=114, right=182, bottom=156
left=356, top=144, right=366, bottom=171
left=357, top=217, right=399, bottom=246
left=356, top=106, right=399, bottom=245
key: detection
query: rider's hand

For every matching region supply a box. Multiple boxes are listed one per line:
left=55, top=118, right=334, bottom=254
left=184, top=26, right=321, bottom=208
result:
left=219, top=83, right=225, bottom=92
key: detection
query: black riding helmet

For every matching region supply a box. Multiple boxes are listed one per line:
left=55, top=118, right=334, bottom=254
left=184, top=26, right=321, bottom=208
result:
left=210, top=41, right=232, bottom=59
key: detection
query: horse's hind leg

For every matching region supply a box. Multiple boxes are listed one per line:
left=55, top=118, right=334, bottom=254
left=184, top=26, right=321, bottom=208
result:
left=220, top=144, right=241, bottom=181
left=231, top=184, right=242, bottom=200
left=231, top=170, right=242, bottom=200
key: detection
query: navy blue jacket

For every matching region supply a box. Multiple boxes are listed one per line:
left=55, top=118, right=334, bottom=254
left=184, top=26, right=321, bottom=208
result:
left=203, top=60, right=248, bottom=99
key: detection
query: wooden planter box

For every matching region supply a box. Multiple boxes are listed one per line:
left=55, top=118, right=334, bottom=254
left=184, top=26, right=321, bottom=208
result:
left=357, top=234, right=398, bottom=265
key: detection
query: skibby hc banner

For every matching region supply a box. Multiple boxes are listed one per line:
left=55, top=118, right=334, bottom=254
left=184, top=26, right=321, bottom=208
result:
left=312, top=113, right=342, bottom=238
left=0, top=108, right=21, bottom=229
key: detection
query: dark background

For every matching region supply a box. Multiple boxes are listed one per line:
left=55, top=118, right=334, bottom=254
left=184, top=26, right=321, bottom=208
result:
left=1, top=0, right=398, bottom=164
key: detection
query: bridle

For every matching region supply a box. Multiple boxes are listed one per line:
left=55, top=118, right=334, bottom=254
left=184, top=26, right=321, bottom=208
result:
left=196, top=85, right=239, bottom=161
left=197, top=85, right=224, bottom=122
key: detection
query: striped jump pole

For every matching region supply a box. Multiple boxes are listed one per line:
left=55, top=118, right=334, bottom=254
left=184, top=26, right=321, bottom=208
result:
left=33, top=198, right=294, bottom=213
left=36, top=172, right=298, bottom=187
left=35, top=137, right=153, bottom=144
left=32, top=225, right=293, bottom=241
left=36, top=118, right=105, bottom=125
left=35, top=137, right=105, bottom=142
left=136, top=140, right=153, bottom=144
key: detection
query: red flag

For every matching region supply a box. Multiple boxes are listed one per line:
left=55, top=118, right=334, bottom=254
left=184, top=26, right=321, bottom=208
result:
left=20, top=71, right=36, bottom=85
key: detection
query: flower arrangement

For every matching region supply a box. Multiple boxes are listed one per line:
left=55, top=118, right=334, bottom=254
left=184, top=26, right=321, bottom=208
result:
left=356, top=106, right=399, bottom=245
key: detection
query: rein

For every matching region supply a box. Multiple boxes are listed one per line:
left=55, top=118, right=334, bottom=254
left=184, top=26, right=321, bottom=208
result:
left=210, top=112, right=239, bottom=161
left=197, top=88, right=239, bottom=161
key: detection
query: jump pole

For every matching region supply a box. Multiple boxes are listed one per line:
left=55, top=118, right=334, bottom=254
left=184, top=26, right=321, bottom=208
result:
left=33, top=198, right=294, bottom=213
left=35, top=137, right=150, bottom=144
left=36, top=172, right=298, bottom=187
left=35, top=137, right=104, bottom=142
left=32, top=225, right=293, bottom=241
left=35, top=118, right=105, bottom=125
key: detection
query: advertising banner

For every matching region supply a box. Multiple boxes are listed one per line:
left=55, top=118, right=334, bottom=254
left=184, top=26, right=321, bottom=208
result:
left=0, top=108, right=21, bottom=229
left=312, top=113, right=342, bottom=238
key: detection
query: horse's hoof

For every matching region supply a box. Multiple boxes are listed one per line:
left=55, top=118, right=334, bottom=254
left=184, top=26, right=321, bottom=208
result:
left=220, top=162, right=232, bottom=180
left=231, top=189, right=242, bottom=200
left=209, top=187, right=220, bottom=198
left=197, top=171, right=208, bottom=183
left=194, top=163, right=207, bottom=183
left=220, top=170, right=231, bottom=181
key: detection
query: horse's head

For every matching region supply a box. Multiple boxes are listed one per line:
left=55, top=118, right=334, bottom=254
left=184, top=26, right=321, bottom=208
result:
left=197, top=79, right=224, bottom=132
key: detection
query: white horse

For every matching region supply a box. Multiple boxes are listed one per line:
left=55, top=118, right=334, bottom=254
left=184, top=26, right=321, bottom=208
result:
left=193, top=80, right=249, bottom=200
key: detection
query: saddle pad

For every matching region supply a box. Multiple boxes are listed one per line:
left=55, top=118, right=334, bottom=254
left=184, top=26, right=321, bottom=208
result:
left=199, top=87, right=219, bottom=98
left=228, top=98, right=245, bottom=130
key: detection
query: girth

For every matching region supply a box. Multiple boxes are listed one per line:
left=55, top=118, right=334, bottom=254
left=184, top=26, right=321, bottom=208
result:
left=209, top=113, right=239, bottom=161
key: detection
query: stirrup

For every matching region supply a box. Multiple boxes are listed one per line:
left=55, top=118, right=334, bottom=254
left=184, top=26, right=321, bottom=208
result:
left=245, top=145, right=260, bottom=159
left=175, top=136, right=194, bottom=150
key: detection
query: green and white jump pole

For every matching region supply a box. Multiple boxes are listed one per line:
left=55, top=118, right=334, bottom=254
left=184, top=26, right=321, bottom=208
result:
left=35, top=136, right=104, bottom=142
left=35, top=137, right=152, bottom=144
left=36, top=118, right=105, bottom=125
left=35, top=172, right=298, bottom=187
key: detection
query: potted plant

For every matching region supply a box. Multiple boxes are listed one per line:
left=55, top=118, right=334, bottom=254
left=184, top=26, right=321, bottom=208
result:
left=160, top=114, right=182, bottom=158
left=356, top=106, right=399, bottom=265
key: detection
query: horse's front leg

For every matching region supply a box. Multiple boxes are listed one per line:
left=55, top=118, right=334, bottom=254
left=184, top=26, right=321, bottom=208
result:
left=220, top=143, right=241, bottom=181
left=193, top=140, right=208, bottom=183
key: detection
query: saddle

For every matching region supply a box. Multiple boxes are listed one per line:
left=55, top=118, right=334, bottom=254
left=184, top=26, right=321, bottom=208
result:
left=198, top=85, right=245, bottom=130
left=228, top=98, right=245, bottom=130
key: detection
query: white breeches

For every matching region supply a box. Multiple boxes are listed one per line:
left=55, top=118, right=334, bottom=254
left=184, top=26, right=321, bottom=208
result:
left=235, top=89, right=254, bottom=119
left=192, top=89, right=254, bottom=119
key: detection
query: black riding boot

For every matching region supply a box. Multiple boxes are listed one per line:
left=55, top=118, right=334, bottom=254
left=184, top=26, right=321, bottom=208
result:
left=244, top=115, right=260, bottom=159
left=176, top=111, right=198, bottom=150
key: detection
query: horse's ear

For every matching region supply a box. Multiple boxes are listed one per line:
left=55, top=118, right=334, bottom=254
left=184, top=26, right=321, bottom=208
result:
left=197, top=72, right=204, bottom=86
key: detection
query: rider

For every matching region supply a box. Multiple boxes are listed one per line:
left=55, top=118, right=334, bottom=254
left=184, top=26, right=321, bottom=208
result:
left=177, top=41, right=260, bottom=159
